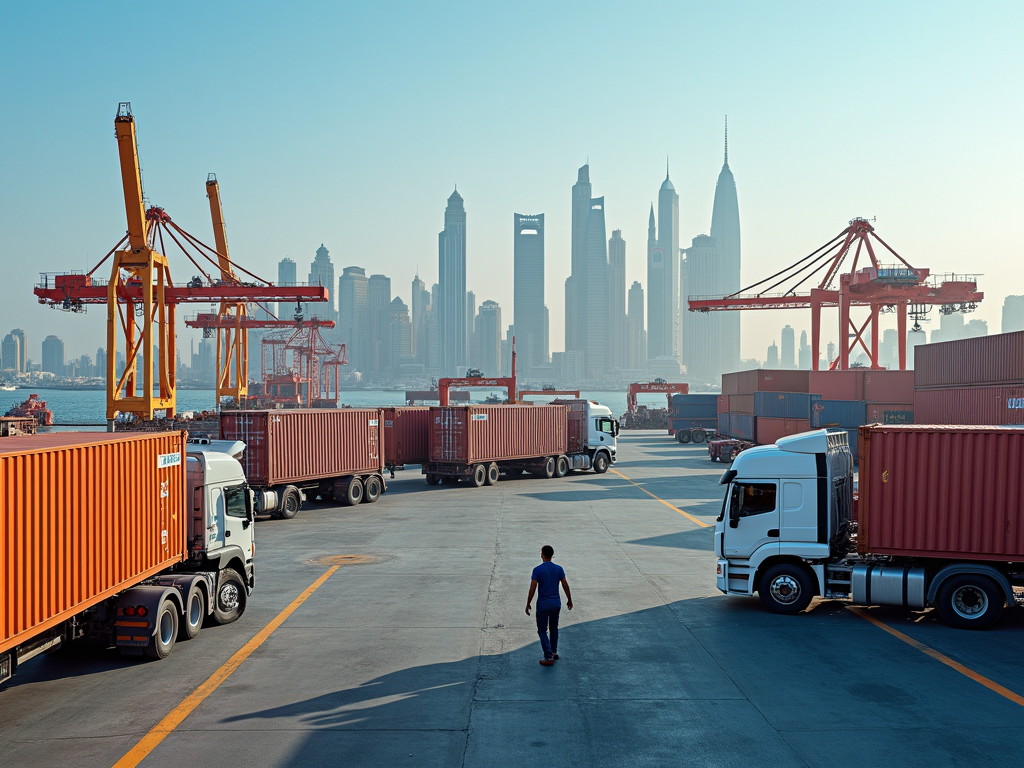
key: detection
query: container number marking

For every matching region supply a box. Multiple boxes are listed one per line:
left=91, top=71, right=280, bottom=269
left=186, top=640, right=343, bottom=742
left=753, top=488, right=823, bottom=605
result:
left=472, top=414, right=488, bottom=421
left=369, top=419, right=379, bottom=426
left=158, top=452, right=182, bottom=469
left=1009, top=398, right=1024, bottom=410
left=384, top=420, right=394, bottom=427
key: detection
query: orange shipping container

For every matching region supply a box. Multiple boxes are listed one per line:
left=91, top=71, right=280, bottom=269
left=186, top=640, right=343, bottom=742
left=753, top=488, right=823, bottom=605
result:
left=429, top=405, right=568, bottom=464
left=1, top=432, right=187, bottom=656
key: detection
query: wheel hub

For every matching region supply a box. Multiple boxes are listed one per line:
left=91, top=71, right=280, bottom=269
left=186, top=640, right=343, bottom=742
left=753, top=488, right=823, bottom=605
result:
left=770, top=575, right=801, bottom=605
left=952, top=585, right=988, bottom=618
left=220, top=583, right=240, bottom=612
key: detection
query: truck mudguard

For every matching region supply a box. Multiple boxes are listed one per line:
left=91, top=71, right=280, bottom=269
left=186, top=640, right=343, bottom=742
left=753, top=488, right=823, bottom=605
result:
left=925, top=564, right=1015, bottom=606
left=113, top=586, right=184, bottom=649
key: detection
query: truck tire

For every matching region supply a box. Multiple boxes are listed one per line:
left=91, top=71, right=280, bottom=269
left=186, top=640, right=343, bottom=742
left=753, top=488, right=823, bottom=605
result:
left=144, top=598, right=179, bottom=659
left=472, top=463, right=487, bottom=487
left=555, top=456, right=569, bottom=478
left=486, top=463, right=500, bottom=485
left=729, top=448, right=740, bottom=462
left=542, top=457, right=556, bottom=479
left=211, top=568, right=247, bottom=625
left=363, top=475, right=383, bottom=503
left=935, top=574, right=1004, bottom=629
left=279, top=486, right=301, bottom=519
left=593, top=453, right=610, bottom=474
left=342, top=477, right=364, bottom=506
left=677, top=430, right=692, bottom=444
left=178, top=585, right=205, bottom=641
left=758, top=563, right=814, bottom=615
left=425, top=473, right=441, bottom=486
left=692, top=429, right=707, bottom=444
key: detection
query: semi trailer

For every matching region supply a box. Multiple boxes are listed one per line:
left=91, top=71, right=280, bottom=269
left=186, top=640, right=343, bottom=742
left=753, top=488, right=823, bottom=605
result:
left=714, top=425, right=1024, bottom=628
left=0, top=431, right=256, bottom=686
left=423, top=401, right=618, bottom=486
left=220, top=409, right=387, bottom=517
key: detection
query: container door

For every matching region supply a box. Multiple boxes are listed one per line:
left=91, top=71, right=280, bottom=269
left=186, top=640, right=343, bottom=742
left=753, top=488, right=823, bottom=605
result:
left=723, top=480, right=780, bottom=559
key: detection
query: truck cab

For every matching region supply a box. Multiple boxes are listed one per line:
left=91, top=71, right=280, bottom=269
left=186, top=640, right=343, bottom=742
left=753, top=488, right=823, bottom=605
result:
left=585, top=402, right=619, bottom=466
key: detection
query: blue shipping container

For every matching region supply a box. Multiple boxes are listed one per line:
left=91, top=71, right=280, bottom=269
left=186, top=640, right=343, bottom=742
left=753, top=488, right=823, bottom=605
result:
left=671, top=394, right=719, bottom=418
left=812, top=400, right=867, bottom=429
left=753, top=391, right=821, bottom=420
left=729, top=413, right=757, bottom=442
left=718, top=413, right=729, bottom=436
left=670, top=417, right=717, bottom=431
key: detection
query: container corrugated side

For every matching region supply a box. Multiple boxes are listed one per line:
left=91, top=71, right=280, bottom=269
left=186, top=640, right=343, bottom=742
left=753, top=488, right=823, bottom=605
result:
left=670, top=394, right=719, bottom=418
left=913, top=331, right=1024, bottom=388
left=753, top=392, right=821, bottom=419
left=1, top=432, right=187, bottom=656
left=429, top=405, right=568, bottom=464
left=755, top=417, right=811, bottom=445
left=728, top=413, right=756, bottom=442
left=717, top=395, right=730, bottom=414
left=812, top=400, right=867, bottom=429
left=382, top=407, right=431, bottom=467
left=551, top=399, right=588, bottom=454
left=718, top=413, right=730, bottom=436
left=865, top=404, right=914, bottom=424
left=809, top=370, right=864, bottom=401
left=221, top=409, right=382, bottom=486
left=863, top=371, right=915, bottom=404
left=857, top=425, right=1024, bottom=560
left=730, top=394, right=755, bottom=414
left=723, top=369, right=811, bottom=395
left=913, top=386, right=1024, bottom=426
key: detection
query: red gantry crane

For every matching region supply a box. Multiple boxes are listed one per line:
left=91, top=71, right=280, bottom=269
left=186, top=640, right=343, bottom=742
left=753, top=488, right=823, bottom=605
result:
left=437, top=340, right=517, bottom=406
left=34, top=103, right=329, bottom=423
left=687, top=218, right=983, bottom=370
left=257, top=320, right=347, bottom=408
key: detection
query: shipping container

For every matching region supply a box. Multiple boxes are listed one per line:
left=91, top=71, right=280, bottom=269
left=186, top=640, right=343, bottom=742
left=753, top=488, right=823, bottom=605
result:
left=669, top=417, right=718, bottom=431
left=1, top=432, right=187, bottom=657
left=913, top=385, right=1024, bottom=426
left=429, top=404, right=568, bottom=464
left=722, top=369, right=811, bottom=396
left=754, top=417, right=811, bottom=445
left=753, top=391, right=821, bottom=420
left=220, top=409, right=383, bottom=487
left=717, top=395, right=730, bottom=414
left=728, top=413, right=757, bottom=443
left=730, top=394, right=755, bottom=414
left=812, top=400, right=867, bottom=429
left=857, top=425, right=1024, bottom=560
left=552, top=398, right=588, bottom=454
left=381, top=407, right=431, bottom=469
left=863, top=370, right=915, bottom=404
left=671, top=393, right=719, bottom=418
left=865, top=403, right=914, bottom=424
left=913, top=331, right=1024, bottom=389
left=808, top=370, right=864, bottom=401
left=718, top=412, right=730, bottom=436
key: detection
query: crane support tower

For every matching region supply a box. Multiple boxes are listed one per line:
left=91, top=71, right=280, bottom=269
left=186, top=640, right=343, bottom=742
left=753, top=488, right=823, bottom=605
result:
left=687, top=218, right=983, bottom=370
left=438, top=339, right=517, bottom=406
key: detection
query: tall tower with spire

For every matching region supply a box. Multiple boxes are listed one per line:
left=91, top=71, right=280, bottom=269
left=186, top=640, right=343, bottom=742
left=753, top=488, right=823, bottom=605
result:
left=647, top=164, right=680, bottom=366
left=438, top=188, right=467, bottom=376
left=709, top=116, right=741, bottom=374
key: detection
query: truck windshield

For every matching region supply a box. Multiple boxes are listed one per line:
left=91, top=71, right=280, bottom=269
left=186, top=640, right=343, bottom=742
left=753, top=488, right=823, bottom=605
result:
left=730, top=482, right=777, bottom=518
left=597, top=418, right=617, bottom=434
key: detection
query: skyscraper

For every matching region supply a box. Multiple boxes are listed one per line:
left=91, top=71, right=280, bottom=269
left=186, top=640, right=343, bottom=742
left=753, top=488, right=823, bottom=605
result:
left=798, top=330, right=812, bottom=370
left=277, top=258, right=297, bottom=319
left=41, top=335, right=65, bottom=375
left=476, top=300, right=502, bottom=377
left=582, top=197, right=608, bottom=377
left=626, top=281, right=646, bottom=370
left=411, top=274, right=427, bottom=355
left=1, top=333, right=19, bottom=372
left=338, top=267, right=369, bottom=371
left=681, top=235, right=722, bottom=382
left=709, top=118, right=742, bottom=375
left=1002, top=295, right=1024, bottom=333
left=307, top=245, right=336, bottom=323
left=766, top=340, right=779, bottom=369
left=607, top=230, right=626, bottom=372
left=780, top=325, right=796, bottom=369
left=438, top=189, right=467, bottom=376
left=368, top=274, right=392, bottom=375
left=565, top=165, right=592, bottom=356
left=514, top=213, right=548, bottom=377
left=648, top=165, right=680, bottom=364
left=388, top=297, right=412, bottom=373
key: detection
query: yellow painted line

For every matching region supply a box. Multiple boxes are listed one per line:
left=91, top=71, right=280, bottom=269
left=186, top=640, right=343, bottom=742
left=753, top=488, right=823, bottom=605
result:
left=112, top=566, right=341, bottom=768
left=848, top=607, right=1024, bottom=708
left=609, top=468, right=711, bottom=528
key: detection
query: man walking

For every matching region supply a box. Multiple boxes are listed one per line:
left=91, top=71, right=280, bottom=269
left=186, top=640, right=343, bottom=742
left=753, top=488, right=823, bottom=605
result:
left=525, top=545, right=573, bottom=666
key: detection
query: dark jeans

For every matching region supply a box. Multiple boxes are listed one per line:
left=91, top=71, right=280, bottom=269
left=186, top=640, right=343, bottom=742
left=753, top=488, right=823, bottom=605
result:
left=536, top=606, right=560, bottom=657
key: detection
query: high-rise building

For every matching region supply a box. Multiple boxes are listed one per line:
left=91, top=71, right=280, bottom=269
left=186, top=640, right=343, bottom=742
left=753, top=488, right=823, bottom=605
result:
left=41, top=335, right=65, bottom=375
left=607, top=230, right=626, bottom=372
left=367, top=274, right=392, bottom=375
left=879, top=328, right=898, bottom=369
left=1, top=333, right=19, bottom=372
left=626, top=281, right=647, bottom=370
left=388, top=297, right=413, bottom=373
left=709, top=119, right=742, bottom=374
left=10, top=329, right=27, bottom=372
left=1002, top=296, right=1024, bottom=334
left=307, top=245, right=336, bottom=323
left=277, top=258, right=297, bottom=319
left=438, top=189, right=467, bottom=376
left=565, top=165, right=592, bottom=356
left=338, top=266, right=369, bottom=372
left=96, top=347, right=107, bottom=378
left=766, top=340, right=779, bottom=369
left=476, top=300, right=502, bottom=377
left=411, top=274, right=427, bottom=355
left=798, top=330, right=812, bottom=370
left=582, top=197, right=608, bottom=377
left=780, top=325, right=796, bottom=369
left=681, top=235, right=722, bottom=383
left=647, top=164, right=681, bottom=367
left=514, top=213, right=548, bottom=376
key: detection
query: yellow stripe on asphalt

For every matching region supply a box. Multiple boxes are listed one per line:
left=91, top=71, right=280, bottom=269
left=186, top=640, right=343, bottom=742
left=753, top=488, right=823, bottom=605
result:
left=112, top=566, right=341, bottom=768
left=848, top=607, right=1024, bottom=708
left=609, top=468, right=711, bottom=528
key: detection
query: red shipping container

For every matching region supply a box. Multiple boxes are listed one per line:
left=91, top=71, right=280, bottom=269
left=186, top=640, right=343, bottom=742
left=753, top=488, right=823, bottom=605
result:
left=717, top=395, right=730, bottom=414
left=863, top=370, right=915, bottom=404
left=429, top=404, right=567, bottom=464
left=913, top=385, right=1024, bottom=426
left=755, top=417, right=812, bottom=445
left=382, top=407, right=431, bottom=468
left=1, top=432, right=187, bottom=656
left=551, top=399, right=588, bottom=454
left=722, top=369, right=811, bottom=395
left=857, top=425, right=1024, bottom=560
left=809, top=370, right=864, bottom=401
left=220, top=409, right=383, bottom=486
left=913, top=331, right=1024, bottom=389
left=865, top=403, right=915, bottom=424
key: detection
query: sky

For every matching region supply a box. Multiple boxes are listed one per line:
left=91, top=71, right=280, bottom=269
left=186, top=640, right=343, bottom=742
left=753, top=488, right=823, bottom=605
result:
left=1, top=1, right=1021, bottom=366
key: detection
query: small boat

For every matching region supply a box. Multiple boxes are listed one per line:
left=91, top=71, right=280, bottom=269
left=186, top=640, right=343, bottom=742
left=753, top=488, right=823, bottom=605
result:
left=4, top=393, right=54, bottom=426
left=0, top=384, right=16, bottom=391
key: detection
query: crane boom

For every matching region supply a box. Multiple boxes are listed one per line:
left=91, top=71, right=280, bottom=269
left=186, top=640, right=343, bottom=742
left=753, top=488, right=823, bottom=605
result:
left=114, top=104, right=148, bottom=251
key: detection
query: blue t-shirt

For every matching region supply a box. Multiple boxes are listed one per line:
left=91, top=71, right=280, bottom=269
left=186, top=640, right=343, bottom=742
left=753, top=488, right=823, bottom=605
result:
left=531, top=561, right=565, bottom=610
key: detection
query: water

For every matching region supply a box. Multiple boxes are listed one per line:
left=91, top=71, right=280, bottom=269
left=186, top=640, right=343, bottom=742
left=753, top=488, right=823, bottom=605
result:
left=2, top=388, right=637, bottom=430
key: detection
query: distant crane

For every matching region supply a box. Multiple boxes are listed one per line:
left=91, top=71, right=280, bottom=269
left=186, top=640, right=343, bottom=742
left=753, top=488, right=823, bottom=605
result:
left=437, top=339, right=517, bottom=406
left=687, top=218, right=983, bottom=370
left=34, top=103, right=329, bottom=423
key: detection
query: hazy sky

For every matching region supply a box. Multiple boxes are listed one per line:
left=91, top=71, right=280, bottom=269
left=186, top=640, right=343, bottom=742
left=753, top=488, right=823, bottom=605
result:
left=1, top=1, right=1021, bottom=365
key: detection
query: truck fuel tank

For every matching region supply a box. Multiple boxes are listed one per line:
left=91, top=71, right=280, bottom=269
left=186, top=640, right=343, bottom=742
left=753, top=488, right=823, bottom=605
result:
left=851, top=564, right=926, bottom=608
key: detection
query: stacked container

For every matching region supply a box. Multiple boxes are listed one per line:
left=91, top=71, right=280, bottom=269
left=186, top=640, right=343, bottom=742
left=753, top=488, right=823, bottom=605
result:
left=669, top=394, right=718, bottom=434
left=913, top=331, right=1024, bottom=426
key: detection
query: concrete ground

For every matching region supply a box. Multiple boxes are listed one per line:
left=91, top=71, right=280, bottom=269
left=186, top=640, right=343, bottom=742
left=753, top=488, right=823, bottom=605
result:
left=2, top=431, right=1022, bottom=767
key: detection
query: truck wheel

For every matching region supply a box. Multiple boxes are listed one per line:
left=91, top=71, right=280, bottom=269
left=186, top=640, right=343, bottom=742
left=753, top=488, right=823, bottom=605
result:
left=593, top=453, right=609, bottom=474
left=729, top=448, right=740, bottom=462
left=678, top=430, right=692, bottom=444
left=555, top=456, right=569, bottom=478
left=692, top=429, right=707, bottom=444
left=472, top=464, right=487, bottom=487
left=542, top=457, right=556, bottom=479
left=486, top=463, right=500, bottom=485
left=178, top=585, right=205, bottom=641
left=279, top=486, right=301, bottom=519
left=211, top=569, right=247, bottom=625
left=363, top=475, right=382, bottom=503
left=758, top=564, right=814, bottom=615
left=936, top=574, right=1004, bottom=629
left=343, top=477, right=364, bottom=506
left=144, top=598, right=179, bottom=659
left=425, top=474, right=441, bottom=486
